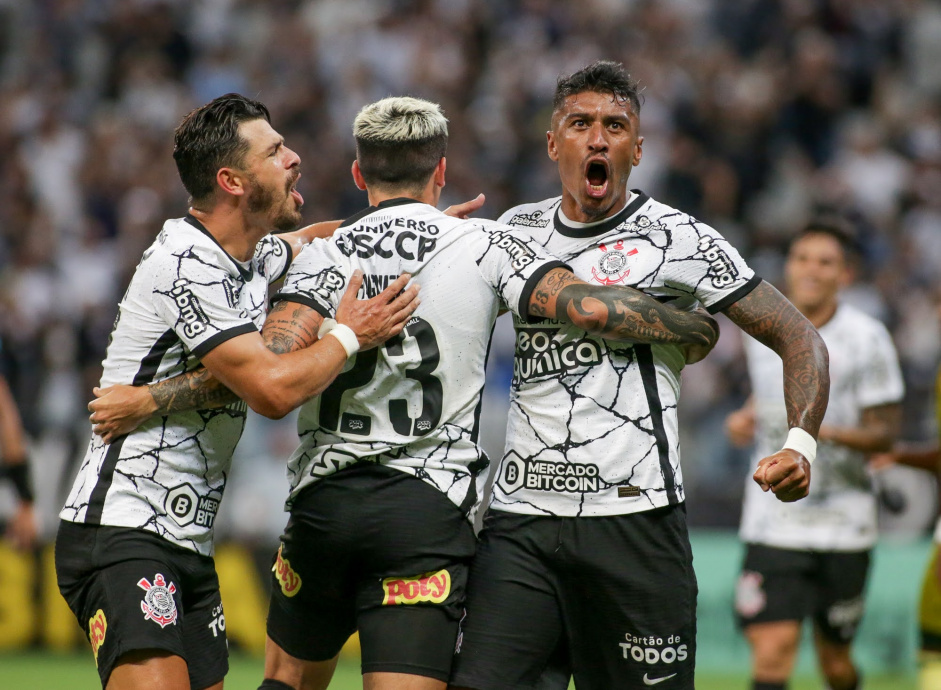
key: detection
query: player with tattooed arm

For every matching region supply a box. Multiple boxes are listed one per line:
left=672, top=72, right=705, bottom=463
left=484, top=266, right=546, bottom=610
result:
left=449, top=60, right=830, bottom=690
left=88, top=96, right=720, bottom=690
left=56, top=94, right=419, bottom=690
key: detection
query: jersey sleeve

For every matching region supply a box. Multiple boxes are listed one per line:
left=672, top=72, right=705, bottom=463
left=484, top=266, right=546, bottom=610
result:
left=666, top=220, right=760, bottom=313
left=151, top=246, right=259, bottom=360
left=471, top=221, right=568, bottom=323
left=254, top=234, right=293, bottom=284
left=857, top=320, right=905, bottom=408
left=270, top=239, right=347, bottom=319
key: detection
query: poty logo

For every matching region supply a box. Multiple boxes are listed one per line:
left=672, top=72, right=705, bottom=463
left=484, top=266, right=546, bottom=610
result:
left=382, top=569, right=451, bottom=606
left=138, top=573, right=178, bottom=628
left=88, top=609, right=107, bottom=665
left=170, top=279, right=209, bottom=338
left=488, top=230, right=536, bottom=271
left=273, top=543, right=302, bottom=597
left=697, top=236, right=739, bottom=288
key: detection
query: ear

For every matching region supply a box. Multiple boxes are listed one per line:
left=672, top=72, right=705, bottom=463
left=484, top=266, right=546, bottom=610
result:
left=633, top=136, right=644, bottom=166
left=351, top=160, right=367, bottom=191
left=434, top=157, right=446, bottom=189
left=547, top=130, right=559, bottom=162
left=216, top=167, right=246, bottom=197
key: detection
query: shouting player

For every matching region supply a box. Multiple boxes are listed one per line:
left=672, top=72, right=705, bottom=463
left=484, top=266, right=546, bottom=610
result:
left=448, top=60, right=830, bottom=690
left=729, top=220, right=903, bottom=690
left=56, top=94, right=418, bottom=690
left=87, top=95, right=721, bottom=690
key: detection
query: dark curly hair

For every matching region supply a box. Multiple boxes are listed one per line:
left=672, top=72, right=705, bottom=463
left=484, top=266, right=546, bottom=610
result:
left=553, top=60, right=643, bottom=117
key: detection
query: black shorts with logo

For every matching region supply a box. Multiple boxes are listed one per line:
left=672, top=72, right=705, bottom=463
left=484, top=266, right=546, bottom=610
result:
left=266, top=463, right=476, bottom=682
left=735, top=543, right=871, bottom=643
left=450, top=505, right=698, bottom=690
left=55, top=520, right=227, bottom=689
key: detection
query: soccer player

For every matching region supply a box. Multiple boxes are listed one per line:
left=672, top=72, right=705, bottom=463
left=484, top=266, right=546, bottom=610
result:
left=727, top=220, right=903, bottom=690
left=88, top=95, right=721, bottom=690
left=55, top=93, right=419, bottom=690
left=447, top=61, right=830, bottom=690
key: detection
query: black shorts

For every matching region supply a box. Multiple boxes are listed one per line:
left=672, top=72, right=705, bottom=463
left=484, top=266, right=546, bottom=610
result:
left=55, top=520, right=227, bottom=689
left=266, top=463, right=476, bottom=682
left=734, top=543, right=871, bottom=643
left=450, top=505, right=698, bottom=690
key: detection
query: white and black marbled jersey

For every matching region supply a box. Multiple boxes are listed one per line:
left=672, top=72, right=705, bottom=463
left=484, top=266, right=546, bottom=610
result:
left=491, top=192, right=759, bottom=517
left=60, top=215, right=291, bottom=555
left=739, top=304, right=904, bottom=551
left=273, top=198, right=566, bottom=520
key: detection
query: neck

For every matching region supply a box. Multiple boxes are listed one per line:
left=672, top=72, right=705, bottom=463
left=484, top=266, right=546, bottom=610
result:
left=189, top=205, right=267, bottom=262
left=798, top=299, right=838, bottom=328
left=561, top=191, right=630, bottom=225
left=367, top=182, right=437, bottom=208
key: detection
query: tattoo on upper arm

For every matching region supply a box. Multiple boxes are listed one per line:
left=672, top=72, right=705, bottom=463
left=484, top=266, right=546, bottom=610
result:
left=149, top=367, right=237, bottom=413
left=724, top=280, right=829, bottom=435
left=262, top=301, right=320, bottom=354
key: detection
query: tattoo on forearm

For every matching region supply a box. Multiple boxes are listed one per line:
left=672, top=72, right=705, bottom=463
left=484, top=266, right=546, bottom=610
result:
left=149, top=368, right=237, bottom=413
left=553, top=281, right=719, bottom=347
left=262, top=302, right=320, bottom=354
left=725, top=281, right=830, bottom=436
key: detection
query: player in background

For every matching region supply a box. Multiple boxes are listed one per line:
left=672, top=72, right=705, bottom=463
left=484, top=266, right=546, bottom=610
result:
left=727, top=220, right=903, bottom=690
left=448, top=60, right=829, bottom=690
left=56, top=93, right=419, bottom=690
left=870, top=369, right=941, bottom=690
left=86, top=95, right=720, bottom=690
left=0, top=347, right=37, bottom=550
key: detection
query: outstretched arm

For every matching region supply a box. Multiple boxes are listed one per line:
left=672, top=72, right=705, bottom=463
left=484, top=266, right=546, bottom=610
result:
left=724, top=280, right=829, bottom=502
left=528, top=268, right=719, bottom=358
left=90, top=272, right=419, bottom=440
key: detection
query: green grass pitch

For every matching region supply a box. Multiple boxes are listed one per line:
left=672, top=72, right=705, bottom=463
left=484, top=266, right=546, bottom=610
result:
left=0, top=652, right=915, bottom=689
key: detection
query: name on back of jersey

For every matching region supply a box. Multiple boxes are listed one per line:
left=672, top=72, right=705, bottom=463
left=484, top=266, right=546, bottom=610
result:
left=513, top=326, right=604, bottom=384
left=335, top=217, right=440, bottom=262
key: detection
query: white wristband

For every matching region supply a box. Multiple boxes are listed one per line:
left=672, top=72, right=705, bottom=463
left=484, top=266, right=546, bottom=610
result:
left=782, top=427, right=817, bottom=465
left=324, top=323, right=360, bottom=358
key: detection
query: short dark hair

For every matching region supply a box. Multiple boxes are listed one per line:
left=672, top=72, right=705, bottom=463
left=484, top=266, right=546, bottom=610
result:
left=353, top=97, right=448, bottom=194
left=791, top=217, right=859, bottom=259
left=173, top=93, right=271, bottom=203
left=553, top=60, right=643, bottom=118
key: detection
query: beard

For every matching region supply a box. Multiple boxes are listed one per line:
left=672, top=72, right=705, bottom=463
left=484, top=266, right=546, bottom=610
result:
left=246, top=174, right=302, bottom=233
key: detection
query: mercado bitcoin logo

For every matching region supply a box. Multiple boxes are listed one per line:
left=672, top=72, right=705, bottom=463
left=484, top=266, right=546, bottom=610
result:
left=382, top=569, right=451, bottom=605
left=88, top=609, right=107, bottom=665
left=272, top=544, right=302, bottom=597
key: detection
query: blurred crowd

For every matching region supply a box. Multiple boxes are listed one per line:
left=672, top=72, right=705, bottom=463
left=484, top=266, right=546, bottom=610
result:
left=2, top=0, right=941, bottom=537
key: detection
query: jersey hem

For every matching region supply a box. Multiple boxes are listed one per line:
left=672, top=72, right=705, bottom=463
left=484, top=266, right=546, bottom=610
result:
left=270, top=292, right=332, bottom=319
left=191, top=322, right=259, bottom=360
left=516, top=260, right=570, bottom=324
left=707, top=274, right=761, bottom=313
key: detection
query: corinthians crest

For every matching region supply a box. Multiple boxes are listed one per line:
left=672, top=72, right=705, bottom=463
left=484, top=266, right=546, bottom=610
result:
left=591, top=240, right=637, bottom=285
left=138, top=573, right=178, bottom=628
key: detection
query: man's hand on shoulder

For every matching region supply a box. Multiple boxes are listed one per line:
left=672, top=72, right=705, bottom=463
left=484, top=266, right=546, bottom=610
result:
left=753, top=448, right=811, bottom=502
left=335, top=270, right=421, bottom=350
left=444, top=193, right=485, bottom=219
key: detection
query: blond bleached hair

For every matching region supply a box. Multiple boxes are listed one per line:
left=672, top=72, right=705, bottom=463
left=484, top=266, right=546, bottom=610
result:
left=353, top=97, right=449, bottom=192
left=353, top=96, right=448, bottom=143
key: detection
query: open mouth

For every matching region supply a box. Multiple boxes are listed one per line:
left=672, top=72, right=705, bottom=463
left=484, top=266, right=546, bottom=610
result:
left=585, top=160, right=609, bottom=199
left=288, top=174, right=304, bottom=207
